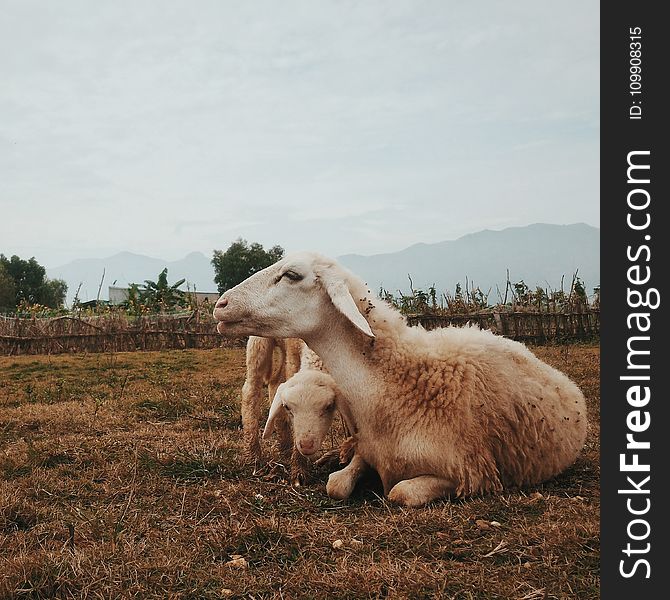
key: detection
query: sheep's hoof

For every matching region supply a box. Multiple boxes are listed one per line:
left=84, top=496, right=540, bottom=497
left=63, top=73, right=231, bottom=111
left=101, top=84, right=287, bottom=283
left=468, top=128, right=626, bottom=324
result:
left=326, top=470, right=356, bottom=500
left=291, top=470, right=307, bottom=487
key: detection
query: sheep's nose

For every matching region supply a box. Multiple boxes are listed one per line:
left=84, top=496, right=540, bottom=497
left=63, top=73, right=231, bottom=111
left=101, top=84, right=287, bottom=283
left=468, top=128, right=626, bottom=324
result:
left=299, top=439, right=315, bottom=452
left=215, top=297, right=228, bottom=309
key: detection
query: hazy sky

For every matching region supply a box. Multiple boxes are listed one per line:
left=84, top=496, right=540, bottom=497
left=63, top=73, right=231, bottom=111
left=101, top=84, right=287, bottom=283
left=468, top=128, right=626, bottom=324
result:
left=1, top=1, right=599, bottom=268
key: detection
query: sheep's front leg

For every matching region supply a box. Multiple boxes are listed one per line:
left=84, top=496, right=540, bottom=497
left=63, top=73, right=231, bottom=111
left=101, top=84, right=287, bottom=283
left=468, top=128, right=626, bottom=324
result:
left=326, top=453, right=368, bottom=500
left=387, top=476, right=456, bottom=507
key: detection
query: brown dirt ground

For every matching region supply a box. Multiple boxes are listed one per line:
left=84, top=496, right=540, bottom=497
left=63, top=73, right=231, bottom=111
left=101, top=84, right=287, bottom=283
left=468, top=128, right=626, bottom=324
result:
left=0, top=343, right=599, bottom=599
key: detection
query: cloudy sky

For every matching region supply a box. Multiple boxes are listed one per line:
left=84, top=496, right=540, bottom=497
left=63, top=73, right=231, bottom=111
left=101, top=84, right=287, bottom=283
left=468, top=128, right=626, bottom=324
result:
left=1, top=1, right=599, bottom=268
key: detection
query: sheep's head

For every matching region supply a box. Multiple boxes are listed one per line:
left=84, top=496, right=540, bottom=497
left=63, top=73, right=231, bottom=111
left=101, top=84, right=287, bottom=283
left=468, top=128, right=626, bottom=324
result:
left=262, top=370, right=339, bottom=457
left=212, top=252, right=374, bottom=340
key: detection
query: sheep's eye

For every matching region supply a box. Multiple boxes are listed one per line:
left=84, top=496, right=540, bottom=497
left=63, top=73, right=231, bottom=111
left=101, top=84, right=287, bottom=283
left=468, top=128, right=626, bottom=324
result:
left=281, top=270, right=304, bottom=282
left=283, top=404, right=292, bottom=414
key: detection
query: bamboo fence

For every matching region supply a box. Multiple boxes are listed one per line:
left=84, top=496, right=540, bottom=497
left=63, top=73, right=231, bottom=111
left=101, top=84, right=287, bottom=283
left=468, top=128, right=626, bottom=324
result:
left=0, top=308, right=599, bottom=356
left=0, top=312, right=242, bottom=356
left=407, top=308, right=599, bottom=343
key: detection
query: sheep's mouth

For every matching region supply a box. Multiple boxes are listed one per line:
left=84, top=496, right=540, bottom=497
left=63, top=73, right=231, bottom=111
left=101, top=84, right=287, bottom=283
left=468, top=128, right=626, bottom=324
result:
left=297, top=446, right=320, bottom=458
left=216, top=320, right=243, bottom=333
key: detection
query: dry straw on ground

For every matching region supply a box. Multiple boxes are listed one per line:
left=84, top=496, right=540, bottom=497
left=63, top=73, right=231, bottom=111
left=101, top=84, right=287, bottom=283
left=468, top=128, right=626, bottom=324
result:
left=0, top=345, right=599, bottom=599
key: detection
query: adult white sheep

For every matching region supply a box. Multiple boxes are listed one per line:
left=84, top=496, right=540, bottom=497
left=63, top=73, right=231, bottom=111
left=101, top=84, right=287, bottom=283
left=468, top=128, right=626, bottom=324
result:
left=213, top=252, right=588, bottom=507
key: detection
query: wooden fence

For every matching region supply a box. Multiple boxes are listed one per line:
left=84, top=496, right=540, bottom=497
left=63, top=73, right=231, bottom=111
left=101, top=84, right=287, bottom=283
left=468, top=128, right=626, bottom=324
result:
left=0, top=308, right=599, bottom=356
left=408, top=308, right=599, bottom=343
left=0, top=313, right=242, bottom=356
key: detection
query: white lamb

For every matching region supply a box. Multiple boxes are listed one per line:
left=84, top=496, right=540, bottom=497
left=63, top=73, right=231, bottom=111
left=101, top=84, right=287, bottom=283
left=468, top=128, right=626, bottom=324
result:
left=263, top=345, right=354, bottom=462
left=213, top=252, right=588, bottom=507
left=241, top=336, right=347, bottom=483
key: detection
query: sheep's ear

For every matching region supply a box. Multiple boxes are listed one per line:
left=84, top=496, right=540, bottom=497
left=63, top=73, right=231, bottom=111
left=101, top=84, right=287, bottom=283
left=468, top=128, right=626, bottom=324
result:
left=263, top=388, right=285, bottom=439
left=320, top=271, right=374, bottom=338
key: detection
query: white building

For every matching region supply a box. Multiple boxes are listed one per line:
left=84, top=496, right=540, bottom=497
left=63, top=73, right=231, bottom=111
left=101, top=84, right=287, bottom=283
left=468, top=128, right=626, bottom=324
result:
left=108, top=286, right=220, bottom=306
left=109, top=286, right=130, bottom=305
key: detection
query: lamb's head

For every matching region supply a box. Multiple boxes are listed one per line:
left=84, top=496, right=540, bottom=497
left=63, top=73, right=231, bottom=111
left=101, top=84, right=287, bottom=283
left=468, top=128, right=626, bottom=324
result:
left=262, top=370, right=339, bottom=457
left=212, top=251, right=374, bottom=340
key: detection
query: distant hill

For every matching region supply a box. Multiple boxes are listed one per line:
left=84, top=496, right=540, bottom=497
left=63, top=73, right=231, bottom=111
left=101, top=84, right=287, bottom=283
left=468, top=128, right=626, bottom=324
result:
left=47, top=251, right=218, bottom=304
left=48, top=223, right=599, bottom=306
left=338, top=223, right=599, bottom=299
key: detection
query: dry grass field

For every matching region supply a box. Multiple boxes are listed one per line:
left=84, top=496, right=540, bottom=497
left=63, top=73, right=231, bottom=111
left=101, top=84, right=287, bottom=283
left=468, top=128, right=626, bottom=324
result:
left=0, top=343, right=599, bottom=599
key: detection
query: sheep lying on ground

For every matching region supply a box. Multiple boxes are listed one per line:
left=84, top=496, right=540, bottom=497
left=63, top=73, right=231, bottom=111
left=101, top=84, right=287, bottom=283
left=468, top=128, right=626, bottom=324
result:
left=214, top=252, right=588, bottom=507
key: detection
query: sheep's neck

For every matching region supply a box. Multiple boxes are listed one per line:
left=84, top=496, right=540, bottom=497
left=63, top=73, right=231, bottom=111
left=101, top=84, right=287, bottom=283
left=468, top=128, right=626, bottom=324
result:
left=304, top=325, right=378, bottom=422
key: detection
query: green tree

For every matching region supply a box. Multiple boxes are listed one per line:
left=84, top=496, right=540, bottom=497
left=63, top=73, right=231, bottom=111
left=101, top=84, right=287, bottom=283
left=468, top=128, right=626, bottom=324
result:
left=41, top=279, right=69, bottom=309
left=0, top=262, right=16, bottom=311
left=137, top=268, right=186, bottom=312
left=0, top=254, right=67, bottom=309
left=1, top=254, right=46, bottom=304
left=211, top=239, right=284, bottom=293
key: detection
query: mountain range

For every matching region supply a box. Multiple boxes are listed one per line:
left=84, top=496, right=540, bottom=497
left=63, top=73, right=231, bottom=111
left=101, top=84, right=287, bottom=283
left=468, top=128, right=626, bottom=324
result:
left=338, top=223, right=599, bottom=298
left=47, top=223, right=599, bottom=305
